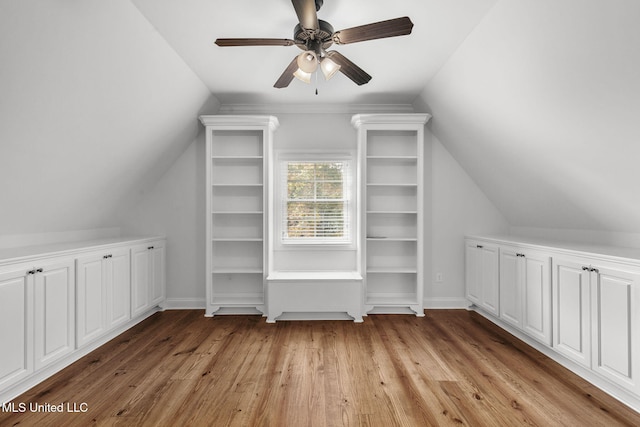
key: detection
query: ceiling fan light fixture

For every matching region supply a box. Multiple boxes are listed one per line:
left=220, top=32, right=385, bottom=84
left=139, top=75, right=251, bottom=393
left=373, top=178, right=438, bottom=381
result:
left=293, top=68, right=312, bottom=84
left=320, top=56, right=341, bottom=80
left=296, top=50, right=318, bottom=73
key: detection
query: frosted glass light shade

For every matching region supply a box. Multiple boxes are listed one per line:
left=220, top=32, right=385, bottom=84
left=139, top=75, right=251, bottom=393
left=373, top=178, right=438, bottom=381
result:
left=320, top=57, right=341, bottom=80
left=293, top=68, right=312, bottom=84
left=297, top=51, right=318, bottom=73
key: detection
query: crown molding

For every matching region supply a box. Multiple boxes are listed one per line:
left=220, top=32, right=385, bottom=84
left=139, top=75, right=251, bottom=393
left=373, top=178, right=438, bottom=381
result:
left=199, top=115, right=280, bottom=130
left=217, top=103, right=415, bottom=115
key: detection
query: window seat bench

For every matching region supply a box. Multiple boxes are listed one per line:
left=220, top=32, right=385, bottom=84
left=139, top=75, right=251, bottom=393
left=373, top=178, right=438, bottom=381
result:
left=265, top=271, right=363, bottom=323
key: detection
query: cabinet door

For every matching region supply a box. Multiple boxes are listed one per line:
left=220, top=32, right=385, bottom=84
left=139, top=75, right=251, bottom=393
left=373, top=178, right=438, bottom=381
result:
left=465, top=241, right=499, bottom=316
left=521, top=250, right=551, bottom=345
left=552, top=256, right=591, bottom=367
left=108, top=248, right=131, bottom=328
left=150, top=243, right=165, bottom=306
left=0, top=267, right=33, bottom=390
left=76, top=254, right=107, bottom=348
left=480, top=245, right=500, bottom=316
left=465, top=242, right=482, bottom=305
left=34, top=259, right=75, bottom=370
left=499, top=246, right=521, bottom=328
left=591, top=264, right=640, bottom=393
left=131, top=245, right=151, bottom=317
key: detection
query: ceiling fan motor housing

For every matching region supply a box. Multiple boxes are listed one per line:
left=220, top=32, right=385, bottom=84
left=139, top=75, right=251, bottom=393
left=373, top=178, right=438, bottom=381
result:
left=294, top=19, right=334, bottom=52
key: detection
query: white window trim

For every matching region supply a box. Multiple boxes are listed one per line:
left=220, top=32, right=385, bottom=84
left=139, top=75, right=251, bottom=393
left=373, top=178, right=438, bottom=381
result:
left=274, top=150, right=357, bottom=250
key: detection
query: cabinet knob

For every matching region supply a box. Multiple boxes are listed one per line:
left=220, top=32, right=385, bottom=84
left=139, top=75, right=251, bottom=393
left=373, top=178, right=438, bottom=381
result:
left=590, top=267, right=599, bottom=274
left=148, top=246, right=154, bottom=250
left=582, top=266, right=590, bottom=271
left=103, top=255, right=109, bottom=259
left=27, top=269, right=36, bottom=275
left=36, top=268, right=43, bottom=273
left=476, top=245, right=483, bottom=249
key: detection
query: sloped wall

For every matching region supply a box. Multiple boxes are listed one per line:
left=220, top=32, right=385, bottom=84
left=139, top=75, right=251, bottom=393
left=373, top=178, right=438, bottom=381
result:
left=418, top=0, right=640, bottom=245
left=0, top=0, right=218, bottom=244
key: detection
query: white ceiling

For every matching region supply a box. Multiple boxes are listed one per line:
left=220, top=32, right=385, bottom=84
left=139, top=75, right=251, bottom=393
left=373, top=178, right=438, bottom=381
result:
left=131, top=0, right=497, bottom=105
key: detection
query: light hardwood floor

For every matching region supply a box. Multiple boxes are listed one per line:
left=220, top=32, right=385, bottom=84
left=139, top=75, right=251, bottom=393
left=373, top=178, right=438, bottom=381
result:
left=2, top=310, right=640, bottom=426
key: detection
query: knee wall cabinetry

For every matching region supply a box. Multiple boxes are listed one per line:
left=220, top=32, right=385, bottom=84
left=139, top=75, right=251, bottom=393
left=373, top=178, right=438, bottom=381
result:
left=0, top=237, right=166, bottom=404
left=466, top=236, right=640, bottom=410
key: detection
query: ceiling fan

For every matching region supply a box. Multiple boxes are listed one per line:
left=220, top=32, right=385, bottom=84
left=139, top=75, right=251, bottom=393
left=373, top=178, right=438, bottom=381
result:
left=214, top=0, right=414, bottom=88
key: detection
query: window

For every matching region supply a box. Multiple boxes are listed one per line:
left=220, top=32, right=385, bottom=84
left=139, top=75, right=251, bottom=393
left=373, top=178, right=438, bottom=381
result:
left=281, top=159, right=352, bottom=244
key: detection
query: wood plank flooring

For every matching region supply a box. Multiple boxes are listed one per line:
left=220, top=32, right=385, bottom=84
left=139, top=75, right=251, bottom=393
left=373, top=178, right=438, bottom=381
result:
left=2, top=310, right=640, bottom=426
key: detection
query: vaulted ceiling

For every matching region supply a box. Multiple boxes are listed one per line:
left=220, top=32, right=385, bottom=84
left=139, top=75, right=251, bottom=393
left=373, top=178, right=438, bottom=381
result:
left=2, top=0, right=639, bottom=240
left=131, top=0, right=497, bottom=105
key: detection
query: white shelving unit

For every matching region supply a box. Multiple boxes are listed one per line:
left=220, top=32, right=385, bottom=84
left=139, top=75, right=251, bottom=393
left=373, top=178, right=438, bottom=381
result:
left=352, top=114, right=430, bottom=316
left=200, top=115, right=279, bottom=316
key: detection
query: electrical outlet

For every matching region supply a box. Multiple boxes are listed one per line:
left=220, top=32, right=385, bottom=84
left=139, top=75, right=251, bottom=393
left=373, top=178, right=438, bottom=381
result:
left=436, top=273, right=443, bottom=283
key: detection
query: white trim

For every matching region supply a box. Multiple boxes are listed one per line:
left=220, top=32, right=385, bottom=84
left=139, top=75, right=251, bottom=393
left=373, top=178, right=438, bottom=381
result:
left=470, top=306, right=640, bottom=413
left=198, top=115, right=279, bottom=130
left=274, top=150, right=357, bottom=250
left=267, top=271, right=362, bottom=281
left=163, top=298, right=206, bottom=310
left=351, top=113, right=431, bottom=128
left=0, top=307, right=162, bottom=405
left=218, top=104, right=415, bottom=115
left=423, top=297, right=470, bottom=309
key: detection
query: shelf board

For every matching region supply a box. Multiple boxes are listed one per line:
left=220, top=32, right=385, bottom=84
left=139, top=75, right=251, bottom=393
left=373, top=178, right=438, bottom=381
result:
left=212, top=268, right=263, bottom=274
left=366, top=237, right=417, bottom=242
left=212, top=211, right=263, bottom=215
left=366, top=183, right=417, bottom=187
left=212, top=238, right=263, bottom=242
left=366, top=267, right=417, bottom=274
left=366, top=156, right=417, bottom=160
left=212, top=183, right=263, bottom=187
left=367, top=211, right=417, bottom=215
left=210, top=293, right=264, bottom=306
left=212, top=156, right=263, bottom=159
left=365, top=294, right=419, bottom=305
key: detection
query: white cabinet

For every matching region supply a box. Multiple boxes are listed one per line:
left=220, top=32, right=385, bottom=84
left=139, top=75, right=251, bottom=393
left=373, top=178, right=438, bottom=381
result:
left=33, top=259, right=76, bottom=370
left=552, top=255, right=592, bottom=367
left=131, top=241, right=165, bottom=317
left=353, top=114, right=430, bottom=316
left=200, top=115, right=279, bottom=317
left=499, top=246, right=551, bottom=345
left=467, top=235, right=640, bottom=403
left=553, top=256, right=640, bottom=393
left=0, top=237, right=164, bottom=404
left=465, top=239, right=500, bottom=316
left=0, top=266, right=33, bottom=390
left=76, top=248, right=130, bottom=348
left=0, top=258, right=75, bottom=386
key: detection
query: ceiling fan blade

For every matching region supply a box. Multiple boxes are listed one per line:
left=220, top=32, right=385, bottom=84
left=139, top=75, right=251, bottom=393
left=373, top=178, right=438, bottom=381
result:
left=333, top=17, right=414, bottom=45
left=326, top=51, right=372, bottom=86
left=215, top=38, right=297, bottom=47
left=274, top=56, right=300, bottom=88
left=291, top=0, right=319, bottom=31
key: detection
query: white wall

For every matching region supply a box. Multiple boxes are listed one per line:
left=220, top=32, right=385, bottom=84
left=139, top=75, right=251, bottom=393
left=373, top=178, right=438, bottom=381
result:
left=419, top=0, right=640, bottom=241
left=0, top=0, right=217, bottom=243
left=121, top=131, right=207, bottom=307
left=271, top=113, right=358, bottom=272
left=122, top=111, right=507, bottom=308
left=428, top=136, right=510, bottom=307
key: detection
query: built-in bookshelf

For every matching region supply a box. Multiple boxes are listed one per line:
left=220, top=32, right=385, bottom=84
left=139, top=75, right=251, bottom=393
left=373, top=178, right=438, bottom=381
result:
left=200, top=116, right=279, bottom=316
left=352, top=114, right=430, bottom=315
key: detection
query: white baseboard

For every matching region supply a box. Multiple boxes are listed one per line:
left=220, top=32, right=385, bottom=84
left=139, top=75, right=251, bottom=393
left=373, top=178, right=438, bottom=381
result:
left=163, top=298, right=206, bottom=309
left=470, top=306, right=640, bottom=414
left=0, top=307, right=161, bottom=405
left=424, top=297, right=470, bottom=309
